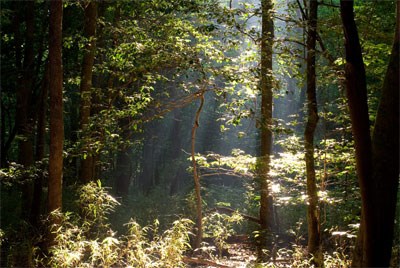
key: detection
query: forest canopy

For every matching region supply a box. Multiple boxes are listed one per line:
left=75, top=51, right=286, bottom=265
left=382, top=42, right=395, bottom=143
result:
left=0, top=0, right=398, bottom=267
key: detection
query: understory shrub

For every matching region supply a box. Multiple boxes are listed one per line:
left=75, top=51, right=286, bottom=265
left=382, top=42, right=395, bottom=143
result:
left=38, top=181, right=193, bottom=268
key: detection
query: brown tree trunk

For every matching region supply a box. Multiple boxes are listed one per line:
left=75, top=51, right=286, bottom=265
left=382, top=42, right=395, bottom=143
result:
left=48, top=0, right=64, bottom=218
left=352, top=2, right=400, bottom=267
left=304, top=0, right=322, bottom=266
left=79, top=1, right=98, bottom=183
left=191, top=93, right=205, bottom=249
left=368, top=3, right=400, bottom=266
left=340, top=1, right=399, bottom=266
left=30, top=65, right=49, bottom=225
left=16, top=1, right=35, bottom=222
left=340, top=1, right=374, bottom=266
left=257, top=0, right=276, bottom=259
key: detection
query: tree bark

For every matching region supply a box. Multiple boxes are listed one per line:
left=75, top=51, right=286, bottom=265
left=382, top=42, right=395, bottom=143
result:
left=191, top=93, right=205, bottom=249
left=304, top=0, right=322, bottom=266
left=16, top=1, right=35, bottom=222
left=368, top=2, right=400, bottom=265
left=30, top=64, right=49, bottom=225
left=79, top=1, right=98, bottom=183
left=48, top=0, right=64, bottom=217
left=340, top=1, right=399, bottom=266
left=340, top=1, right=374, bottom=266
left=257, top=0, right=276, bottom=259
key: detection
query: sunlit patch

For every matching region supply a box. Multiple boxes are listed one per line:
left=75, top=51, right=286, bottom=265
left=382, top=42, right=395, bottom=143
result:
left=271, top=183, right=281, bottom=193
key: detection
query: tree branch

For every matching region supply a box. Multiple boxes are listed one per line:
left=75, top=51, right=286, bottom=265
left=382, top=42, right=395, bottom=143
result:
left=208, top=206, right=261, bottom=224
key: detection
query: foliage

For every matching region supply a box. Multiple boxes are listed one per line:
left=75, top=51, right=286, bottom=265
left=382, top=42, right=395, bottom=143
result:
left=0, top=161, right=48, bottom=187
left=203, top=211, right=243, bottom=257
left=77, top=180, right=120, bottom=237
left=1, top=0, right=398, bottom=266
left=41, top=182, right=193, bottom=268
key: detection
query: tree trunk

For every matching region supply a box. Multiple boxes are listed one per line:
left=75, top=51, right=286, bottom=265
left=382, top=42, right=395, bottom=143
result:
left=191, top=93, right=205, bottom=249
left=16, top=1, right=35, bottom=222
left=30, top=64, right=49, bottom=225
left=340, top=1, right=374, bottom=265
left=368, top=3, right=400, bottom=266
left=79, top=1, right=98, bottom=183
left=48, top=0, right=64, bottom=219
left=304, top=0, right=322, bottom=266
left=351, top=1, right=399, bottom=266
left=340, top=1, right=399, bottom=266
left=257, top=0, right=276, bottom=259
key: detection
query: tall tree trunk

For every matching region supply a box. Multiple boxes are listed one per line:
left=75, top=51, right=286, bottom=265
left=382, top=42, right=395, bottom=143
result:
left=369, top=3, right=400, bottom=266
left=340, top=1, right=399, bottom=266
left=191, top=93, right=205, bottom=249
left=16, top=1, right=35, bottom=222
left=79, top=1, right=98, bottom=183
left=304, top=0, right=322, bottom=266
left=257, top=0, right=276, bottom=260
left=48, top=0, right=64, bottom=223
left=340, top=1, right=374, bottom=265
left=350, top=1, right=399, bottom=266
left=30, top=65, right=49, bottom=225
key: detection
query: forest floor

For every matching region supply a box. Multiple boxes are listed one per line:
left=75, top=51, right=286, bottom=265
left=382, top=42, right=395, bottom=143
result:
left=185, top=242, right=257, bottom=268
left=185, top=236, right=292, bottom=268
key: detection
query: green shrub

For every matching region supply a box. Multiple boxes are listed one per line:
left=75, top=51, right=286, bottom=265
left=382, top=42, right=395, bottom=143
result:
left=41, top=181, right=193, bottom=268
left=203, top=211, right=243, bottom=257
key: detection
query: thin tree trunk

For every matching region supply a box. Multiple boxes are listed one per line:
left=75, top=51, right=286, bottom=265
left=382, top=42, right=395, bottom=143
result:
left=191, top=93, right=205, bottom=249
left=257, top=0, right=276, bottom=260
left=48, top=0, right=64, bottom=220
left=79, top=1, right=98, bottom=183
left=304, top=0, right=322, bottom=266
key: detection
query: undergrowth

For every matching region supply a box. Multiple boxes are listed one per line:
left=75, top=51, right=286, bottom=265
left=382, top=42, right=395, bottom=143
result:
left=36, top=181, right=193, bottom=268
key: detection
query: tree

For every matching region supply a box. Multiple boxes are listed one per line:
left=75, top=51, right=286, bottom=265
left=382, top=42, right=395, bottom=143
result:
left=79, top=1, right=98, bottom=183
left=257, top=0, right=276, bottom=259
left=31, top=64, right=49, bottom=225
left=304, top=0, right=322, bottom=265
left=48, top=0, right=64, bottom=221
left=369, top=1, right=399, bottom=265
left=15, top=1, right=35, bottom=222
left=340, top=0, right=399, bottom=266
left=191, top=93, right=205, bottom=249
